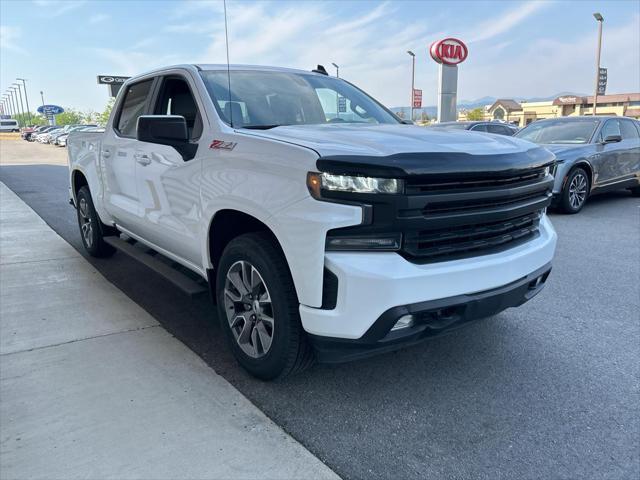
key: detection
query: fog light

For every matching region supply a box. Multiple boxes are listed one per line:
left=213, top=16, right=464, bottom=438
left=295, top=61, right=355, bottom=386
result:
left=390, top=314, right=415, bottom=331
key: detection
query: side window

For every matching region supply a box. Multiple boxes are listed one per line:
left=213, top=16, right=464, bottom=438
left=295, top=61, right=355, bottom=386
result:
left=600, top=119, right=621, bottom=140
left=486, top=124, right=507, bottom=135
left=619, top=120, right=639, bottom=140
left=153, top=77, right=203, bottom=139
left=471, top=124, right=488, bottom=132
left=116, top=79, right=154, bottom=137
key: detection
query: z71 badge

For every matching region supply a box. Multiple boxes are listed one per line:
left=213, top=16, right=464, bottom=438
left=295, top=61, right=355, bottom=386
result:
left=209, top=139, right=237, bottom=151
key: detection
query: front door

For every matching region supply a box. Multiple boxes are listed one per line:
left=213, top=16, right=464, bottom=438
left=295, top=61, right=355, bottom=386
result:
left=133, top=75, right=205, bottom=268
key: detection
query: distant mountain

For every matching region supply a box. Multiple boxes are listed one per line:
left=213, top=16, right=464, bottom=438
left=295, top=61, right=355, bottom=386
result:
left=391, top=92, right=588, bottom=116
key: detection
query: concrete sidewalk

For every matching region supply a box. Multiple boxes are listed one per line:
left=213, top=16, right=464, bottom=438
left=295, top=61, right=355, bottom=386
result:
left=0, top=182, right=338, bottom=480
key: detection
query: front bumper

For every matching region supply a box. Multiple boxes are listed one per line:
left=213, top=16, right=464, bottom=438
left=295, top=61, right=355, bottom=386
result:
left=299, top=215, right=556, bottom=358
left=310, top=262, right=551, bottom=363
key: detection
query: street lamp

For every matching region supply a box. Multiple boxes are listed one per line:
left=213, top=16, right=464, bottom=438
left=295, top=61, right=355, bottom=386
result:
left=331, top=62, right=339, bottom=78
left=592, top=12, right=604, bottom=116
left=13, top=83, right=27, bottom=126
left=16, top=78, right=32, bottom=125
left=8, top=89, right=20, bottom=125
left=9, top=86, right=25, bottom=127
left=407, top=50, right=416, bottom=122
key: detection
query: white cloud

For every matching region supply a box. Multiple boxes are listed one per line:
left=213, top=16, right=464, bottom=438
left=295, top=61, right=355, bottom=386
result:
left=0, top=25, right=25, bottom=53
left=88, top=13, right=110, bottom=24
left=469, top=1, right=551, bottom=43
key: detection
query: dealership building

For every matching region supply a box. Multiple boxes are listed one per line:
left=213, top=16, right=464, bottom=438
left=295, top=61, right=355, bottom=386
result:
left=458, top=92, right=640, bottom=126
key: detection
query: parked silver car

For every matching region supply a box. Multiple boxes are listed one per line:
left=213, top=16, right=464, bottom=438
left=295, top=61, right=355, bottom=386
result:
left=516, top=116, right=640, bottom=213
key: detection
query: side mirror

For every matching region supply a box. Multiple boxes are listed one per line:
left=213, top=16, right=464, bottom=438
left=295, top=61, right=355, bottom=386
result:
left=136, top=115, right=197, bottom=161
left=602, top=134, right=622, bottom=144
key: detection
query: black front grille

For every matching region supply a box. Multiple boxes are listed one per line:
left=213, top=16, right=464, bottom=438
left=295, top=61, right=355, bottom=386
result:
left=404, top=212, right=541, bottom=260
left=400, top=169, right=552, bottom=262
left=405, top=167, right=547, bottom=194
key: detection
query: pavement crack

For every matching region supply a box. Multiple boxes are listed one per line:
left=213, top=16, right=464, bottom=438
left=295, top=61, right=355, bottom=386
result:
left=0, top=324, right=161, bottom=357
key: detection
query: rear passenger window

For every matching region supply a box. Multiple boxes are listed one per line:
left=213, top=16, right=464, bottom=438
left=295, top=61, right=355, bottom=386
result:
left=471, top=124, right=488, bottom=132
left=619, top=120, right=639, bottom=139
left=116, top=79, right=154, bottom=137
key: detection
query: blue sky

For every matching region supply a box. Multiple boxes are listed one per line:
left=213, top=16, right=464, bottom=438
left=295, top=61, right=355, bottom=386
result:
left=1, top=0, right=639, bottom=114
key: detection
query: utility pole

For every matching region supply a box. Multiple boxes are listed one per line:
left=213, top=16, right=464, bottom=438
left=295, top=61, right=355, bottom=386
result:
left=407, top=50, right=416, bottom=122
left=593, top=12, right=604, bottom=116
left=13, top=83, right=27, bottom=126
left=17, top=78, right=32, bottom=125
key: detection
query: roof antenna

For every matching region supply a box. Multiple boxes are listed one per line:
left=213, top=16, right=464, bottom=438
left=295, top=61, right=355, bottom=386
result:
left=223, top=0, right=233, bottom=127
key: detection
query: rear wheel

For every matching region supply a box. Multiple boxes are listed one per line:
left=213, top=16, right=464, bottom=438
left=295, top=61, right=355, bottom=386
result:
left=560, top=167, right=590, bottom=213
left=216, top=232, right=314, bottom=380
left=76, top=186, right=117, bottom=257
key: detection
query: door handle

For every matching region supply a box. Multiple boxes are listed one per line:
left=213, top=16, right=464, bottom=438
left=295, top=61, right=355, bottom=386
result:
left=102, top=149, right=111, bottom=158
left=134, top=153, right=151, bottom=166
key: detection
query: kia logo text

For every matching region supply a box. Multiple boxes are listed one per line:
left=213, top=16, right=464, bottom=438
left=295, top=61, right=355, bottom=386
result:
left=430, top=38, right=468, bottom=65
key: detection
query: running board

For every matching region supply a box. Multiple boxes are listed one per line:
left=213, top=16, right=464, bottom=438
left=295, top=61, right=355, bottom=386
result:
left=103, top=236, right=208, bottom=297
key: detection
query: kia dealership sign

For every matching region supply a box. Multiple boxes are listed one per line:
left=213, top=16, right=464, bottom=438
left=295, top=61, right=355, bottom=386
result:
left=430, top=38, right=468, bottom=65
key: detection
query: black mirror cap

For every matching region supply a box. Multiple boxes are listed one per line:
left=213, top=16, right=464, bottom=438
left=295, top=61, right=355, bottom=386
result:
left=136, top=115, right=197, bottom=161
left=137, top=115, right=188, bottom=143
left=603, top=134, right=622, bottom=144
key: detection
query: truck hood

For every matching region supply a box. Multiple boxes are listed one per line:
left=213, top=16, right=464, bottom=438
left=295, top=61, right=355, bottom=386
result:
left=244, top=123, right=554, bottom=177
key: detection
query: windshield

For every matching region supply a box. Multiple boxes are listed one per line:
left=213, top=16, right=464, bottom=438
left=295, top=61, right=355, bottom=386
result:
left=200, top=70, right=399, bottom=128
left=516, top=119, right=600, bottom=144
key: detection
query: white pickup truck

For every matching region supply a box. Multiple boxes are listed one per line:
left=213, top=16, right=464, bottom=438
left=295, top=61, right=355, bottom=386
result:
left=68, top=64, right=557, bottom=379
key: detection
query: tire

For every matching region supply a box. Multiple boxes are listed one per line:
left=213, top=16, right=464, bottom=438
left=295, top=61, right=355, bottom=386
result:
left=76, top=186, right=117, bottom=257
left=216, top=232, right=314, bottom=380
left=559, top=167, right=590, bottom=214
left=630, top=186, right=640, bottom=197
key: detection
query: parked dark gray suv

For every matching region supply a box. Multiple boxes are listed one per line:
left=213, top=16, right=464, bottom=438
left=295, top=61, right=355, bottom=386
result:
left=516, top=116, right=640, bottom=213
left=433, top=121, right=518, bottom=136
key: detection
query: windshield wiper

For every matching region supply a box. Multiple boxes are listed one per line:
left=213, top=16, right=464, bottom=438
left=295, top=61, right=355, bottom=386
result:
left=241, top=124, right=284, bottom=130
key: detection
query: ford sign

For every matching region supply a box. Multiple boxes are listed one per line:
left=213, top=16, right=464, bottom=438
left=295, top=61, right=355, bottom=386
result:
left=37, top=104, right=64, bottom=115
left=430, top=38, right=468, bottom=65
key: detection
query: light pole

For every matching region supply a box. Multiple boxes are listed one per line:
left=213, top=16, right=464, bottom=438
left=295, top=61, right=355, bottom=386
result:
left=10, top=87, right=24, bottom=127
left=40, top=91, right=48, bottom=125
left=9, top=89, right=20, bottom=125
left=407, top=50, right=416, bottom=122
left=331, top=63, right=340, bottom=119
left=16, top=78, right=32, bottom=125
left=592, top=12, right=604, bottom=116
left=331, top=62, right=339, bottom=78
left=13, top=83, right=27, bottom=126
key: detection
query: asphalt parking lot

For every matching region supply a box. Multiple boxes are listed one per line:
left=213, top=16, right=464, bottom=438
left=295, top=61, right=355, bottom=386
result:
left=1, top=140, right=639, bottom=480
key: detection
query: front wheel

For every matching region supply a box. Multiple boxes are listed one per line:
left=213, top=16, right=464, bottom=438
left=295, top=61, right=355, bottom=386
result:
left=76, top=186, right=117, bottom=257
left=216, top=232, right=314, bottom=380
left=559, top=167, right=590, bottom=214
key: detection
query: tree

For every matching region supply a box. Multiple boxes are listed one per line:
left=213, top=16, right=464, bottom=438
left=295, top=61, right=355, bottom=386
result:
left=467, top=107, right=484, bottom=121
left=98, top=98, right=115, bottom=126
left=54, top=108, right=84, bottom=126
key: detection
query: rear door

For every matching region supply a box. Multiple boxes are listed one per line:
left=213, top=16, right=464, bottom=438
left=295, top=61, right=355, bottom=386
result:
left=133, top=73, right=205, bottom=267
left=101, top=78, right=155, bottom=229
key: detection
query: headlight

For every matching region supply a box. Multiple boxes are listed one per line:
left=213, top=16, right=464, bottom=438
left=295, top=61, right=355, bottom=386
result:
left=543, top=166, right=550, bottom=176
left=307, top=172, right=403, bottom=198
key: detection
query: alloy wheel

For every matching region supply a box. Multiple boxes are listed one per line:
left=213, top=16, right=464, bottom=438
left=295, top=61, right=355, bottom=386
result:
left=568, top=172, right=588, bottom=210
left=223, top=260, right=274, bottom=359
left=78, top=198, right=94, bottom=248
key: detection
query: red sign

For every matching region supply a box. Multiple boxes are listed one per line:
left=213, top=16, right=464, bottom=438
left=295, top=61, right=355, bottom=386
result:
left=412, top=89, right=422, bottom=108
left=429, top=38, right=468, bottom=65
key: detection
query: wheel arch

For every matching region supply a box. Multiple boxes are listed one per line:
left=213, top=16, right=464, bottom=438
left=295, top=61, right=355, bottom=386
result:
left=206, top=209, right=291, bottom=303
left=71, top=168, right=88, bottom=201
left=564, top=160, right=594, bottom=192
